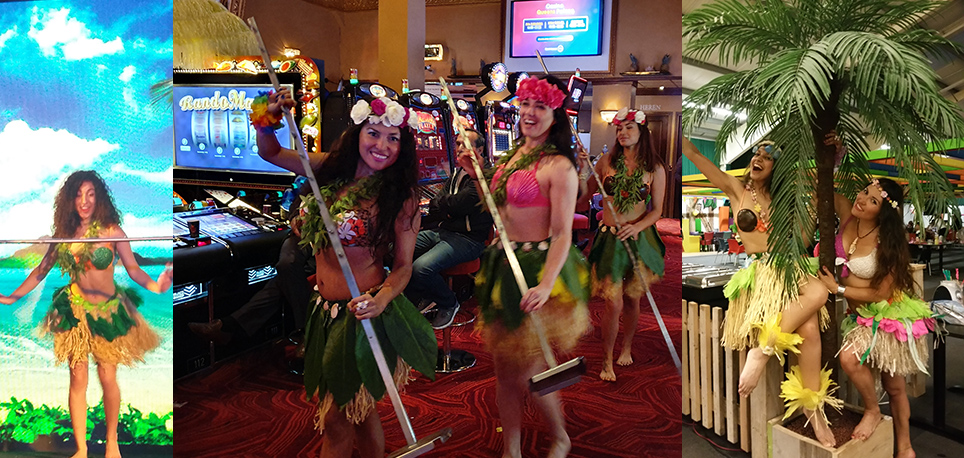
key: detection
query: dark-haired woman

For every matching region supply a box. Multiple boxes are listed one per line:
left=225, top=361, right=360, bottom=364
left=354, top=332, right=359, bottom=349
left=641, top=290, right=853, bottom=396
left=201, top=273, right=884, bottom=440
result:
left=817, top=178, right=937, bottom=458
left=1, top=170, right=168, bottom=458
left=681, top=137, right=836, bottom=446
left=578, top=107, right=665, bottom=382
left=474, top=75, right=591, bottom=458
left=254, top=89, right=435, bottom=458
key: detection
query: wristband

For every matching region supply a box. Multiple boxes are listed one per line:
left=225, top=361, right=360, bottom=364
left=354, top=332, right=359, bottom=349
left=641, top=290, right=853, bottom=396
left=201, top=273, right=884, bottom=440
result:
left=837, top=285, right=846, bottom=296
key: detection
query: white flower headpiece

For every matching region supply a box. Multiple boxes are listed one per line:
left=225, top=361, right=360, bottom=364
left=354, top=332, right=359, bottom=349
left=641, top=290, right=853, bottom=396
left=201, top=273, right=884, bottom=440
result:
left=612, top=107, right=645, bottom=126
left=350, top=97, right=419, bottom=130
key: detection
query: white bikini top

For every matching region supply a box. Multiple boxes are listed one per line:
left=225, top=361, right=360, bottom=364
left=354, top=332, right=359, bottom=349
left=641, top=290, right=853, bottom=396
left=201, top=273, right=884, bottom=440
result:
left=845, top=247, right=877, bottom=279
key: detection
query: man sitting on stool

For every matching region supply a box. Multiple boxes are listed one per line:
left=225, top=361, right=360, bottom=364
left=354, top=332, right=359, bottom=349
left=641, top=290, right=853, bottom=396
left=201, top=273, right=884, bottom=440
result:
left=407, top=128, right=492, bottom=329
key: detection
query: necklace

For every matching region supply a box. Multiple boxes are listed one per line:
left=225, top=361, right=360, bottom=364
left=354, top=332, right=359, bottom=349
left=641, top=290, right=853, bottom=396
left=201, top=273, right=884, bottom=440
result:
left=610, top=153, right=647, bottom=214
left=298, top=174, right=382, bottom=254
left=491, top=140, right=557, bottom=206
left=745, top=182, right=768, bottom=232
left=847, top=219, right=878, bottom=256
left=56, top=221, right=104, bottom=279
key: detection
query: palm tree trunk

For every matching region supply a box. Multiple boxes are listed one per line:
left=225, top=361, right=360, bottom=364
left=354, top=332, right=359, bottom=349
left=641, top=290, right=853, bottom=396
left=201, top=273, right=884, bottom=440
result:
left=813, top=81, right=843, bottom=378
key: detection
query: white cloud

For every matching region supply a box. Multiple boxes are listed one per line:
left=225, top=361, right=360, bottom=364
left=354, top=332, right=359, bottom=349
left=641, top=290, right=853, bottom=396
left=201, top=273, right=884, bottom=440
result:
left=0, top=27, right=16, bottom=50
left=0, top=200, right=55, bottom=257
left=119, top=65, right=136, bottom=82
left=120, top=213, right=172, bottom=237
left=28, top=8, right=123, bottom=61
left=109, top=163, right=172, bottom=184
left=0, top=120, right=119, bottom=199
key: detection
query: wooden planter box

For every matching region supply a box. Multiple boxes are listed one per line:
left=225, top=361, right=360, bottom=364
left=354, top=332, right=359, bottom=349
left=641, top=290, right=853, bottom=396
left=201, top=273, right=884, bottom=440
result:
left=768, top=404, right=893, bottom=458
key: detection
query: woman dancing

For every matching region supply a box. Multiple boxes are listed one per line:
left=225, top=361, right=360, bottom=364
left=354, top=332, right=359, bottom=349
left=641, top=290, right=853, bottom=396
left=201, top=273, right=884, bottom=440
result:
left=817, top=178, right=937, bottom=457
left=578, top=107, right=666, bottom=382
left=681, top=137, right=837, bottom=446
left=253, top=89, right=435, bottom=458
left=1, top=170, right=168, bottom=458
left=474, top=75, right=591, bottom=458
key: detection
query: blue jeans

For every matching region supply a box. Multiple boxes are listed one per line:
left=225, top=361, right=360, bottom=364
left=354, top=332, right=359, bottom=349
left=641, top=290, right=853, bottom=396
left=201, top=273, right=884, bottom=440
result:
left=405, top=229, right=485, bottom=311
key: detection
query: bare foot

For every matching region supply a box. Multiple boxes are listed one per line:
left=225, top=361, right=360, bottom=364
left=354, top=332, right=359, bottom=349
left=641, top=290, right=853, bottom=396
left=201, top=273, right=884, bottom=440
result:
left=547, top=434, right=571, bottom=458
left=69, top=448, right=88, bottom=458
left=895, top=446, right=916, bottom=458
left=616, top=349, right=633, bottom=366
left=600, top=360, right=616, bottom=382
left=851, top=408, right=883, bottom=441
left=805, top=409, right=836, bottom=448
left=738, top=347, right=769, bottom=397
left=105, top=442, right=122, bottom=458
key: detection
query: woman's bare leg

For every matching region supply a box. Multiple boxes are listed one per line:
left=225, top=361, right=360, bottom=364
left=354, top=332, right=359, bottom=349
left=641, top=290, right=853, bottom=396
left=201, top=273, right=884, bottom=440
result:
left=320, top=406, right=355, bottom=458
left=840, top=349, right=882, bottom=441
left=600, top=293, right=623, bottom=381
left=882, top=372, right=915, bottom=458
left=495, top=358, right=526, bottom=458
left=68, top=361, right=89, bottom=458
left=739, top=278, right=828, bottom=396
left=355, top=410, right=384, bottom=458
left=526, top=362, right=570, bottom=458
left=97, top=363, right=122, bottom=458
left=796, top=316, right=835, bottom=447
left=617, top=293, right=640, bottom=366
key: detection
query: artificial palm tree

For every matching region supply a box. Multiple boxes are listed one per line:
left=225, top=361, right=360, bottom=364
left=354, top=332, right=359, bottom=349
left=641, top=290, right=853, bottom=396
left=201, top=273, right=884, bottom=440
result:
left=683, top=0, right=964, bottom=362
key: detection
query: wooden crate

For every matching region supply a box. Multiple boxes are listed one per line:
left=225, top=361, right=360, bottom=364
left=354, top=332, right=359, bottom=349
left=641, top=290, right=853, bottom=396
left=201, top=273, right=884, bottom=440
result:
left=768, top=404, right=893, bottom=458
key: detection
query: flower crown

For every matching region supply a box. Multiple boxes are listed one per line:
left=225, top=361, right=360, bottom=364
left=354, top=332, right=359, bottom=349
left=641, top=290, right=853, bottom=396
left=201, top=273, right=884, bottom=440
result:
left=755, top=140, right=782, bottom=160
left=871, top=178, right=900, bottom=209
left=612, top=107, right=645, bottom=126
left=515, top=77, right=566, bottom=109
left=350, top=97, right=419, bottom=130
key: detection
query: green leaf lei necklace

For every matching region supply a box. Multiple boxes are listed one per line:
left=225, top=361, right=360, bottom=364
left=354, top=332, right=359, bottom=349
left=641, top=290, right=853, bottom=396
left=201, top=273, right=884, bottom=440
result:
left=491, top=140, right=557, bottom=206
left=609, top=152, right=648, bottom=214
left=56, top=221, right=105, bottom=279
left=298, top=173, right=382, bottom=254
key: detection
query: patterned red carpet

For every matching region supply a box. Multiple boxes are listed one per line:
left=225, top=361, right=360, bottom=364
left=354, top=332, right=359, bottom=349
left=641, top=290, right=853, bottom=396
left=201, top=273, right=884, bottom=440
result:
left=174, top=220, right=682, bottom=458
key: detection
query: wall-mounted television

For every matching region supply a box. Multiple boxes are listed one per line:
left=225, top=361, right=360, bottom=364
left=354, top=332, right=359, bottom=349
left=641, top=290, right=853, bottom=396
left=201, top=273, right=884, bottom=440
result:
left=503, top=0, right=612, bottom=73
left=173, top=73, right=301, bottom=175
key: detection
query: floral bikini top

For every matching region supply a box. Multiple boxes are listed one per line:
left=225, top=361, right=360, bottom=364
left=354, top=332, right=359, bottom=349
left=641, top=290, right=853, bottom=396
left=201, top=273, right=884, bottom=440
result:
left=298, top=175, right=381, bottom=254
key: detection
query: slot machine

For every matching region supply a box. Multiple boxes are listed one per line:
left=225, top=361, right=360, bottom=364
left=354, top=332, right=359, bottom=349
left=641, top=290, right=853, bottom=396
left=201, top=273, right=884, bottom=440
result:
left=404, top=90, right=455, bottom=185
left=441, top=97, right=480, bottom=162
left=483, top=100, right=519, bottom=161
left=321, top=80, right=399, bottom=151
left=565, top=75, right=590, bottom=133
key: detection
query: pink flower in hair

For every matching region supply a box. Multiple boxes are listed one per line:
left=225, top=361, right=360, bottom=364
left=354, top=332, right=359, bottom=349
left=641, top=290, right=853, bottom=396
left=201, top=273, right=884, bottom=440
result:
left=370, top=98, right=387, bottom=116
left=516, top=77, right=565, bottom=109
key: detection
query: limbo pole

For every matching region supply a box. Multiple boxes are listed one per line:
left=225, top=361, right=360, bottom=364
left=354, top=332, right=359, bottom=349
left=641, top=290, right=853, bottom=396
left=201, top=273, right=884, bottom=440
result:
left=534, top=51, right=681, bottom=374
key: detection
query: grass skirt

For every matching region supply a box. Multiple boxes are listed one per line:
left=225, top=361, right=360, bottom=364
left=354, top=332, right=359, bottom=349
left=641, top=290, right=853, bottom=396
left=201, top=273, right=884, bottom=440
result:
left=722, top=255, right=827, bottom=351
left=39, top=283, right=159, bottom=368
left=840, top=293, right=937, bottom=376
left=474, top=239, right=591, bottom=371
left=303, top=293, right=436, bottom=433
left=587, top=225, right=664, bottom=302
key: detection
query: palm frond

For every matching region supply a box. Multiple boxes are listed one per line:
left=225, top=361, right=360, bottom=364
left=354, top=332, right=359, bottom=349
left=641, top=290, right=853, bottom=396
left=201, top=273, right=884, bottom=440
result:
left=683, top=0, right=803, bottom=67
left=150, top=78, right=173, bottom=110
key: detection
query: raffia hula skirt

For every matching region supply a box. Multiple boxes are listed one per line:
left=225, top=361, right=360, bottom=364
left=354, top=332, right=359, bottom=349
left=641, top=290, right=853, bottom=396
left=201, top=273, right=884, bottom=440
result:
left=840, top=292, right=938, bottom=376
left=587, top=224, right=664, bottom=302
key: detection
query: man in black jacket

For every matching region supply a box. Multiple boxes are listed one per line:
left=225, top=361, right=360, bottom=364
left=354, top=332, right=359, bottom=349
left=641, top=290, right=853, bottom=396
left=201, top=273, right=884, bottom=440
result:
left=407, top=128, right=492, bottom=329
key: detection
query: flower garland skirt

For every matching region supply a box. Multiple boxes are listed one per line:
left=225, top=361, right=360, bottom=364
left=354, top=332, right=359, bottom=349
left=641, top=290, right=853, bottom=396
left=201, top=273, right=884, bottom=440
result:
left=840, top=293, right=938, bottom=376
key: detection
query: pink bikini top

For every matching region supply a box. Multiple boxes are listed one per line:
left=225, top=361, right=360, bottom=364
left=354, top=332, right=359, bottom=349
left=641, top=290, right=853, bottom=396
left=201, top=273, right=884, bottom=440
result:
left=491, top=159, right=551, bottom=208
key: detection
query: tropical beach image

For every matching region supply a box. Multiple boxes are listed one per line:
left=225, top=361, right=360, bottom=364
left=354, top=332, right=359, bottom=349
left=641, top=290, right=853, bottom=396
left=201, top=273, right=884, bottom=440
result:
left=0, top=1, right=173, bottom=456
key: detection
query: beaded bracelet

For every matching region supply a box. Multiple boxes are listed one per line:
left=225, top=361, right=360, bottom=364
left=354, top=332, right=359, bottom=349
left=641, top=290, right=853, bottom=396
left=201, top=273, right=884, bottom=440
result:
left=249, top=90, right=283, bottom=131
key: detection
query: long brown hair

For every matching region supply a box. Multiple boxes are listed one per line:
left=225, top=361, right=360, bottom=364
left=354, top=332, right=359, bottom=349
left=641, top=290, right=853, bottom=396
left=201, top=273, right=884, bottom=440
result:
left=872, top=178, right=914, bottom=294
left=52, top=170, right=121, bottom=238
left=611, top=118, right=664, bottom=173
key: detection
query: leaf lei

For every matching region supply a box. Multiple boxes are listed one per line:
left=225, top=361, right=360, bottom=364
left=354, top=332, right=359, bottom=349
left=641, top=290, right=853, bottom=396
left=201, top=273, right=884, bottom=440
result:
left=609, top=153, right=648, bottom=214
left=298, top=174, right=382, bottom=255
left=491, top=140, right=557, bottom=206
left=56, top=222, right=103, bottom=279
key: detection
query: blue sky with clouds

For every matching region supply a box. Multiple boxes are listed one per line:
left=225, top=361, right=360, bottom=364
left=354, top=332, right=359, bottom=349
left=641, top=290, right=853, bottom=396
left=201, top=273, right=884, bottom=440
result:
left=0, top=1, right=172, bottom=257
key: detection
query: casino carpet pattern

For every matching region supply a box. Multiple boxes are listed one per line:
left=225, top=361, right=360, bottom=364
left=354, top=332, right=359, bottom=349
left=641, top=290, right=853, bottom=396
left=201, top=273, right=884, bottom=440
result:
left=174, top=219, right=682, bottom=458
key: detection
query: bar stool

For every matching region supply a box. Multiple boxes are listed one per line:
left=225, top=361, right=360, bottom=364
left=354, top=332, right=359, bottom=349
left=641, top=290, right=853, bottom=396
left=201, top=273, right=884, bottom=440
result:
left=434, top=259, right=481, bottom=373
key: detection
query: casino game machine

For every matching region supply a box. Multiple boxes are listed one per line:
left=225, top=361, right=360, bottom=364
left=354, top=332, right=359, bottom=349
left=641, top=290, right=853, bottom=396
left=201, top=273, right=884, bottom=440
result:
left=320, top=79, right=399, bottom=151
left=483, top=100, right=519, bottom=161
left=445, top=97, right=479, bottom=153
left=402, top=90, right=456, bottom=217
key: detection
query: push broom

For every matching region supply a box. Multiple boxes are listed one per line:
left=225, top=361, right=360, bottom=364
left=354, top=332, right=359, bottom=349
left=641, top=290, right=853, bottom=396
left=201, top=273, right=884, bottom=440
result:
left=246, top=18, right=452, bottom=458
left=438, top=77, right=586, bottom=396
left=532, top=51, right=682, bottom=375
